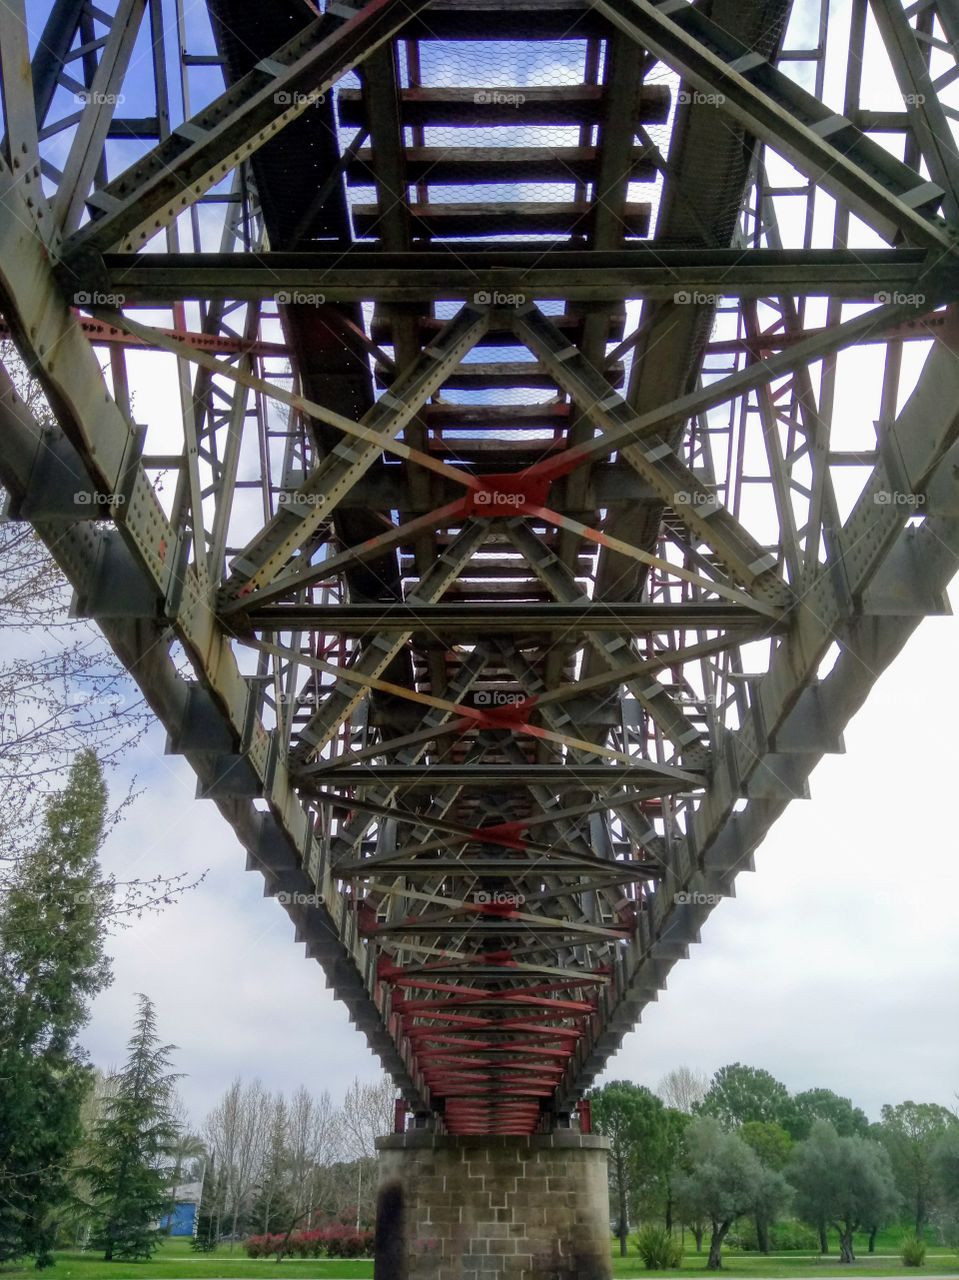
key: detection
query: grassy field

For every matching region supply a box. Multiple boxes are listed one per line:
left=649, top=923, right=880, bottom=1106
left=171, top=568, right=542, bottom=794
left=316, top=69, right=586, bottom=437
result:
left=1, top=1235, right=956, bottom=1280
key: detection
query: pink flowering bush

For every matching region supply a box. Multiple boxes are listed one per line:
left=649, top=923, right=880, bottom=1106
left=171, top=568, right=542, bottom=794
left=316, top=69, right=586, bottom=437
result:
left=244, top=1227, right=374, bottom=1259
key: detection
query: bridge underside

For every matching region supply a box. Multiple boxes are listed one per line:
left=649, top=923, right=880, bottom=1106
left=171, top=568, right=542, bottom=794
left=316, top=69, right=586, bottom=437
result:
left=2, top=0, right=959, bottom=1148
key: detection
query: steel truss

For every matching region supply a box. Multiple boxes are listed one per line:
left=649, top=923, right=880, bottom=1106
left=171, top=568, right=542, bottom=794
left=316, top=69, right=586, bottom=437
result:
left=2, top=0, right=959, bottom=1133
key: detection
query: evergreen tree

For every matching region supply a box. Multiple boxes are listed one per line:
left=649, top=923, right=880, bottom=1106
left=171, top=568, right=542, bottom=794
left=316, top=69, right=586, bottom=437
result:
left=190, top=1154, right=221, bottom=1253
left=86, top=995, right=180, bottom=1260
left=0, top=749, right=112, bottom=1266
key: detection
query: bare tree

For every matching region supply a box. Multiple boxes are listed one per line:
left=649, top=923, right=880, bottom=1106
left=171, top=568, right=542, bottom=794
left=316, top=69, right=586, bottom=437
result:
left=285, top=1086, right=338, bottom=1230
left=253, top=1093, right=288, bottom=1236
left=203, top=1078, right=271, bottom=1248
left=0, top=343, right=204, bottom=914
left=657, top=1065, right=709, bottom=1114
left=338, top=1077, right=395, bottom=1160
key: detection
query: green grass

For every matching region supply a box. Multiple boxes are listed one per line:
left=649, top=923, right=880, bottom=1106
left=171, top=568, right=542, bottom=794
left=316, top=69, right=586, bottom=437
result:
left=609, top=1251, right=959, bottom=1278
left=1, top=1234, right=956, bottom=1280
left=0, top=1240, right=372, bottom=1280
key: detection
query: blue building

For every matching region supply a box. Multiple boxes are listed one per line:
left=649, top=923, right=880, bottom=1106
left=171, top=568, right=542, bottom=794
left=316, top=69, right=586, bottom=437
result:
left=158, top=1180, right=203, bottom=1237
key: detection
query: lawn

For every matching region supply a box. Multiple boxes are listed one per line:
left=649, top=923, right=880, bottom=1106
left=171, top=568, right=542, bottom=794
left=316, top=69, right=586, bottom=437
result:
left=1, top=1236, right=956, bottom=1280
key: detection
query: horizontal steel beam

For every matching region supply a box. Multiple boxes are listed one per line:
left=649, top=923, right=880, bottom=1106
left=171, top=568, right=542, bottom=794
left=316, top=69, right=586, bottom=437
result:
left=234, top=602, right=779, bottom=633
left=91, top=247, right=934, bottom=302
left=298, top=764, right=704, bottom=788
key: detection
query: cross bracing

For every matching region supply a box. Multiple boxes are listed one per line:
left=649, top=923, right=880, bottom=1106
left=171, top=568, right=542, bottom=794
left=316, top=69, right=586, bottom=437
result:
left=2, top=0, right=959, bottom=1135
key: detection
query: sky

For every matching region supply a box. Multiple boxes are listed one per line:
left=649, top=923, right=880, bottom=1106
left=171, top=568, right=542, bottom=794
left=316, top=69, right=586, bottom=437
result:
left=8, top=0, right=959, bottom=1132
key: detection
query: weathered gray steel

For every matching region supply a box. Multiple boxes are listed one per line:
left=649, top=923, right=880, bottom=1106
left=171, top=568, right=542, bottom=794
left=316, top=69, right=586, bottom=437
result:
left=2, top=0, right=959, bottom=1133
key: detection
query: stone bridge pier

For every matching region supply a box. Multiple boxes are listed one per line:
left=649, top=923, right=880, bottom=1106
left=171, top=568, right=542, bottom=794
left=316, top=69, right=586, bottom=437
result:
left=373, top=1130, right=612, bottom=1280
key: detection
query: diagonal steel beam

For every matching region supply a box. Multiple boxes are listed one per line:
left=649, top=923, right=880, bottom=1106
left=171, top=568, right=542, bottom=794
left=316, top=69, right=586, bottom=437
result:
left=495, top=642, right=670, bottom=867
left=329, top=646, right=492, bottom=860
left=293, top=521, right=489, bottom=756
left=513, top=303, right=781, bottom=603
left=868, top=0, right=959, bottom=221
left=591, top=0, right=957, bottom=250
left=51, top=0, right=147, bottom=235
left=0, top=0, right=44, bottom=212
left=100, top=310, right=483, bottom=502
left=58, top=0, right=433, bottom=259
left=506, top=520, right=706, bottom=762
left=220, top=499, right=471, bottom=614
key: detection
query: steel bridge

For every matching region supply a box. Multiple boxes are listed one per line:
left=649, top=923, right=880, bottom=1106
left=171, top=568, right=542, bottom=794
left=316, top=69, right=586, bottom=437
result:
left=2, top=0, right=958, bottom=1142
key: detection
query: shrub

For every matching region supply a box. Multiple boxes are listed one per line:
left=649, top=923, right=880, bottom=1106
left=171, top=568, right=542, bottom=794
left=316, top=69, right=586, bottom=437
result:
left=770, top=1221, right=819, bottom=1251
left=901, top=1236, right=927, bottom=1266
left=723, top=1224, right=757, bottom=1251
left=635, top=1224, right=684, bottom=1269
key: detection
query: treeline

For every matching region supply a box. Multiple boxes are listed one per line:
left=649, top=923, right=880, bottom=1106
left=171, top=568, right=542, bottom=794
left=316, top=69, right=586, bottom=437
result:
left=590, top=1065, right=959, bottom=1268
left=0, top=751, right=391, bottom=1268
left=192, top=1074, right=395, bottom=1248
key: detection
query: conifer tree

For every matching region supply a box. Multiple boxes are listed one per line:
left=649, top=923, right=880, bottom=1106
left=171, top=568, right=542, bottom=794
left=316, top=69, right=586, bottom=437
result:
left=0, top=749, right=112, bottom=1266
left=86, top=995, right=180, bottom=1260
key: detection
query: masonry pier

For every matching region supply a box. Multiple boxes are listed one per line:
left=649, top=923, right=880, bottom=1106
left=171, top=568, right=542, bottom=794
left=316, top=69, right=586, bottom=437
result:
left=373, top=1130, right=612, bottom=1280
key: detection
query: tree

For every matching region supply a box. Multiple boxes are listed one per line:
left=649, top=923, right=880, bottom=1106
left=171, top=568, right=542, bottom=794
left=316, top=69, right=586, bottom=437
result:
left=660, top=1109, right=692, bottom=1234
left=657, top=1066, right=709, bottom=1115
left=933, top=1126, right=959, bottom=1242
left=191, top=1153, right=225, bottom=1253
left=792, top=1089, right=869, bottom=1141
left=0, top=344, right=202, bottom=916
left=590, top=1081, right=669, bottom=1257
left=338, top=1077, right=394, bottom=1233
left=0, top=749, right=113, bottom=1266
left=203, top=1078, right=271, bottom=1246
left=700, top=1064, right=797, bottom=1134
left=789, top=1121, right=898, bottom=1263
left=86, top=995, right=181, bottom=1260
left=283, top=1087, right=337, bottom=1234
left=878, top=1101, right=957, bottom=1236
left=673, top=1117, right=786, bottom=1270
left=740, top=1122, right=792, bottom=1253
left=250, top=1094, right=291, bottom=1236
left=338, top=1076, right=395, bottom=1158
